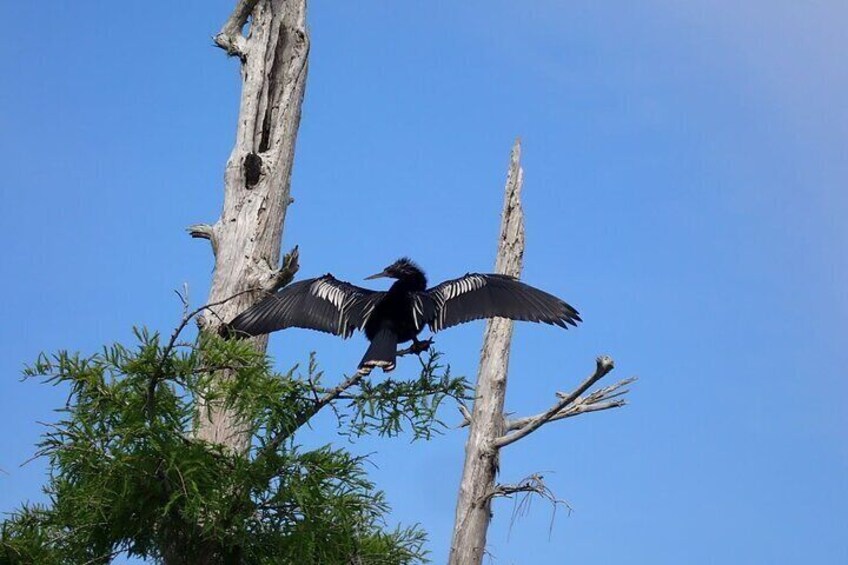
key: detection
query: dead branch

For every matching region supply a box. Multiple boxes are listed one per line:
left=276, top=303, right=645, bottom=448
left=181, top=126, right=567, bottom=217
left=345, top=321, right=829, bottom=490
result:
left=494, top=356, right=618, bottom=449
left=214, top=0, right=261, bottom=57
left=187, top=224, right=218, bottom=258
left=187, top=223, right=215, bottom=240
left=257, top=244, right=300, bottom=294
left=485, top=473, right=572, bottom=540
left=483, top=473, right=570, bottom=512
left=457, top=403, right=472, bottom=428
left=504, top=376, right=637, bottom=432
left=457, top=375, right=635, bottom=431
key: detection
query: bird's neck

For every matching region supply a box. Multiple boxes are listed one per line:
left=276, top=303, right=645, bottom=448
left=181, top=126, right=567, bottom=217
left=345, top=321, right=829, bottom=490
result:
left=390, top=272, right=427, bottom=293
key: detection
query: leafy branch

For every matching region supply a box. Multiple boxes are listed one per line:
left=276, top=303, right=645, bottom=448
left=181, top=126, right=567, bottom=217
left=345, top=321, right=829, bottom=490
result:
left=4, top=298, right=466, bottom=564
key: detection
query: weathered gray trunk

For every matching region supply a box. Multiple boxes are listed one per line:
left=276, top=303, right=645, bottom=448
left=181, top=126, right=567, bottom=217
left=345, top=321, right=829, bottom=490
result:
left=192, top=0, right=309, bottom=451
left=449, top=140, right=525, bottom=565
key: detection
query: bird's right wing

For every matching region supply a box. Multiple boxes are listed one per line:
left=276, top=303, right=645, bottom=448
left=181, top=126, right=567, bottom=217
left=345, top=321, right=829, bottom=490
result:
left=418, top=273, right=581, bottom=332
left=225, top=276, right=384, bottom=338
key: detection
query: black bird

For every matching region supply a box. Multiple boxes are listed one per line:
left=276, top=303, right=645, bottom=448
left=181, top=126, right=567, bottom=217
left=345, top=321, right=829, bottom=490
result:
left=225, top=258, right=581, bottom=373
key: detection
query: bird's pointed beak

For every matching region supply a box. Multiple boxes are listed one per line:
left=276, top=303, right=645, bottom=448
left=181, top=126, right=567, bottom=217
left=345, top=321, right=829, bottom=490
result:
left=364, top=270, right=389, bottom=280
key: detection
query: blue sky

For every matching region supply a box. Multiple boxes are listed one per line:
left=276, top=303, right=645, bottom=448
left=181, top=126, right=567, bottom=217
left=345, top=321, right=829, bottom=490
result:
left=1, top=1, right=846, bottom=563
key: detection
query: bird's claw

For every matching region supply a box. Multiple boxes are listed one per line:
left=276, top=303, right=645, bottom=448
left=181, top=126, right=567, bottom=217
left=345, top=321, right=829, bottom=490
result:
left=411, top=339, right=433, bottom=354
left=396, top=338, right=434, bottom=358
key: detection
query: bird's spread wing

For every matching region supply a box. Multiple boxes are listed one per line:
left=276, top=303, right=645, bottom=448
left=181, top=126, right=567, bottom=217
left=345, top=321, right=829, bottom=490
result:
left=226, top=276, right=384, bottom=338
left=419, top=274, right=581, bottom=332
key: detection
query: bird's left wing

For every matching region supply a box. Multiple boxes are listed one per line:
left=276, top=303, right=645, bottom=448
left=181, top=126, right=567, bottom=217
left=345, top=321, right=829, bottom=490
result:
left=225, top=275, right=384, bottom=338
left=417, top=273, right=581, bottom=332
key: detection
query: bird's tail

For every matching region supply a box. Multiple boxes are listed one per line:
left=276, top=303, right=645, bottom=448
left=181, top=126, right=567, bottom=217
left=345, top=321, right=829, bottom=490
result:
left=359, top=328, right=397, bottom=373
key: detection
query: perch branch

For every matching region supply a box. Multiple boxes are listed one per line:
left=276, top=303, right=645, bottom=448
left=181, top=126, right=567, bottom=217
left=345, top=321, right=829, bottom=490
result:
left=259, top=368, right=369, bottom=457
left=494, top=356, right=617, bottom=449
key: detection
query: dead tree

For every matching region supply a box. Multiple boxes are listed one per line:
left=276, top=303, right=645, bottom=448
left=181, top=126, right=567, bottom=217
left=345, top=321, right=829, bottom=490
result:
left=449, top=140, right=635, bottom=564
left=188, top=0, right=309, bottom=451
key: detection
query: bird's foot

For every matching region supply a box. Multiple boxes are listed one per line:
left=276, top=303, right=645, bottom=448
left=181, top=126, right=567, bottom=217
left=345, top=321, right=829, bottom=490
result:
left=412, top=338, right=433, bottom=354
left=398, top=338, right=434, bottom=357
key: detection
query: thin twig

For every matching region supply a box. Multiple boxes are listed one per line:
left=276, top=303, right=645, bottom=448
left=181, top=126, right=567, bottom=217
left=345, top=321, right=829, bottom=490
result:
left=145, top=247, right=299, bottom=421
left=305, top=362, right=322, bottom=406
left=175, top=283, right=190, bottom=320
left=81, top=546, right=128, bottom=565
left=482, top=473, right=572, bottom=540
left=145, top=287, right=261, bottom=422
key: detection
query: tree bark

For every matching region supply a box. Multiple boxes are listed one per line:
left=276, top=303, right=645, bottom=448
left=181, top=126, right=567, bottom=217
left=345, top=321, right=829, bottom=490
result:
left=449, top=139, right=524, bottom=565
left=192, top=0, right=309, bottom=451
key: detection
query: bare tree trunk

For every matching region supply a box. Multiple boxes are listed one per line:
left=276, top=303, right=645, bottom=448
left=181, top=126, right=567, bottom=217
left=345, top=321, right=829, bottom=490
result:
left=448, top=142, right=632, bottom=563
left=449, top=139, right=525, bottom=565
left=189, top=0, right=309, bottom=451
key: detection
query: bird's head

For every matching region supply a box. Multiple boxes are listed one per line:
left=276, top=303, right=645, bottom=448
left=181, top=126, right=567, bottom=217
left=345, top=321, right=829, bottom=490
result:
left=365, top=257, right=424, bottom=280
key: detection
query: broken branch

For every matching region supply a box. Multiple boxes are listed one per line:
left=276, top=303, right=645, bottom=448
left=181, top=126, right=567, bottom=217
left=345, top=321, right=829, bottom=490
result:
left=187, top=224, right=218, bottom=256
left=214, top=0, right=261, bottom=57
left=257, top=245, right=300, bottom=293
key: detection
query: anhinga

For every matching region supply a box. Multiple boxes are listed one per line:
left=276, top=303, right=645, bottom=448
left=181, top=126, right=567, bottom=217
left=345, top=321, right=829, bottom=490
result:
left=224, top=258, right=581, bottom=373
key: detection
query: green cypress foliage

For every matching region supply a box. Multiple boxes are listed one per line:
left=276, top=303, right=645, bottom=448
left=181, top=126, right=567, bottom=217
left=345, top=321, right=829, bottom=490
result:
left=2, top=321, right=468, bottom=564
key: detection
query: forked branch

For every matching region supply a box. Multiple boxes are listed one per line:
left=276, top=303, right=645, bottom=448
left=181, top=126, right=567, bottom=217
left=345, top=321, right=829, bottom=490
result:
left=494, top=356, right=625, bottom=448
left=504, top=376, right=637, bottom=432
left=457, top=372, right=634, bottom=430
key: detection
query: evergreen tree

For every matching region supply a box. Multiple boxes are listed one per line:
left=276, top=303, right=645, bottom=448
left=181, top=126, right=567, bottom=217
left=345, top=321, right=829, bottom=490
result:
left=2, top=310, right=467, bottom=564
